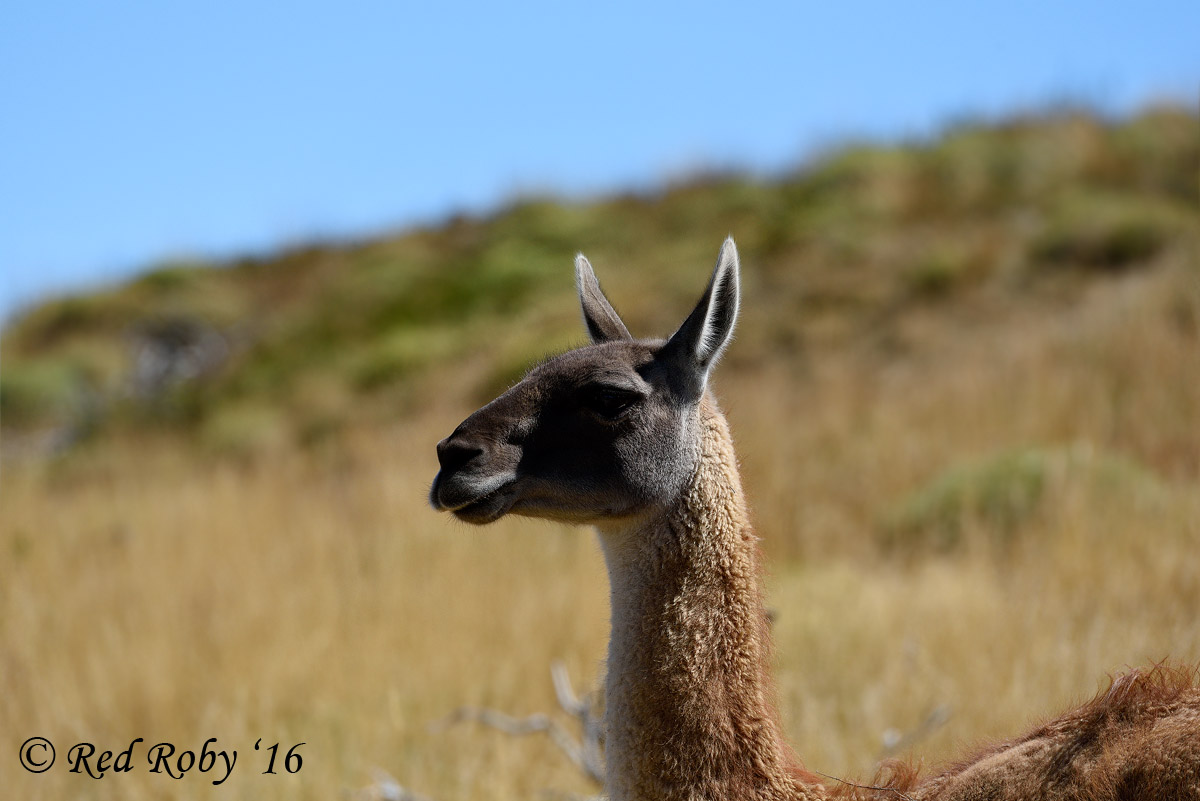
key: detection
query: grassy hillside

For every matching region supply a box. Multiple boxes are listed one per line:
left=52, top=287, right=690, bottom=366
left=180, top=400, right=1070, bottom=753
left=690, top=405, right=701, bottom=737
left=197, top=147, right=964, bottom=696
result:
left=2, top=106, right=1199, bottom=801
left=3, top=106, right=1196, bottom=457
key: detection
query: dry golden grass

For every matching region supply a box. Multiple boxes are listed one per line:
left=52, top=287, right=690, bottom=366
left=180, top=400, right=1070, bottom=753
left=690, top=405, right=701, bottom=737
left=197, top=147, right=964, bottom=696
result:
left=3, top=254, right=1199, bottom=800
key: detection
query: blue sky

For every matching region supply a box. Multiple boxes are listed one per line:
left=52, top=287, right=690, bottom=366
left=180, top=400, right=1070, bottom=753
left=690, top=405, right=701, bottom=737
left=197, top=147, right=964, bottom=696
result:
left=2, top=0, right=1197, bottom=322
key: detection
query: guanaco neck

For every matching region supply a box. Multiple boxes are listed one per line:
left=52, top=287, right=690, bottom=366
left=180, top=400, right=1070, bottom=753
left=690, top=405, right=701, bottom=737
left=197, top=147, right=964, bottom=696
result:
left=596, top=399, right=823, bottom=801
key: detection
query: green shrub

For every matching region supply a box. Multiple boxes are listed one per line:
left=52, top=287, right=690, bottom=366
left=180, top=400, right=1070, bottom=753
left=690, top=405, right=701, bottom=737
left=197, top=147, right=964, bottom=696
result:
left=199, top=402, right=290, bottom=457
left=883, top=449, right=1049, bottom=554
left=0, top=361, right=87, bottom=425
left=1029, top=193, right=1176, bottom=272
left=904, top=248, right=974, bottom=298
left=882, top=446, right=1168, bottom=555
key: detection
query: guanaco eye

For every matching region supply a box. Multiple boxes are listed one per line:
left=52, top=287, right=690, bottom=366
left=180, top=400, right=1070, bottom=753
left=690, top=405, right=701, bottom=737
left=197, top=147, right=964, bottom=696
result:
left=582, top=386, right=640, bottom=421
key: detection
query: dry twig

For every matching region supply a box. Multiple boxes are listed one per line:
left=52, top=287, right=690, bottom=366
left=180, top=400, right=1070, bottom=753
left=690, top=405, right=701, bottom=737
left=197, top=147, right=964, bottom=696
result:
left=432, top=660, right=605, bottom=786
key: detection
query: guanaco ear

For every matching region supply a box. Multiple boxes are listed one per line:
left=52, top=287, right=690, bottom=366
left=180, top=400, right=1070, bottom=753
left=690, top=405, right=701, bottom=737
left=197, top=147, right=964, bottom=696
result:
left=576, top=254, right=633, bottom=343
left=659, top=237, right=740, bottom=401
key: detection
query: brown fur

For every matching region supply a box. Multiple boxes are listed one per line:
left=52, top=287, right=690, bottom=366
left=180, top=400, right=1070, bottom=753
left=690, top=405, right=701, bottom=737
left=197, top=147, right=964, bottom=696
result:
left=911, top=664, right=1200, bottom=800
left=433, top=241, right=1200, bottom=801
left=597, top=398, right=823, bottom=801
left=603, top=399, right=1200, bottom=801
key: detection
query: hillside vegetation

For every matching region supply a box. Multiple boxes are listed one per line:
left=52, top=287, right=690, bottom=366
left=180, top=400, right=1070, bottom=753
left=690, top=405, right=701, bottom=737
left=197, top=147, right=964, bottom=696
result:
left=3, top=106, right=1197, bottom=459
left=2, top=106, right=1199, bottom=801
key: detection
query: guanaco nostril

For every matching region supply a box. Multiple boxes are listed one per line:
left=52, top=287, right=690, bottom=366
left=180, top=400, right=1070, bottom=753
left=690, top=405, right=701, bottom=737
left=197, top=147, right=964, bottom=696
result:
left=436, top=437, right=484, bottom=473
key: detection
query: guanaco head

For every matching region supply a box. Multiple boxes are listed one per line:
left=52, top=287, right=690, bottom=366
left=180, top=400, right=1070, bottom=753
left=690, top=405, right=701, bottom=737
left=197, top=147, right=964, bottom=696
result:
left=430, top=238, right=740, bottom=525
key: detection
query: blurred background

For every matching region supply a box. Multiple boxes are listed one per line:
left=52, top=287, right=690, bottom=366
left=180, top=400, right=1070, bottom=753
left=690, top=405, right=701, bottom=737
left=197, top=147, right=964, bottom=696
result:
left=2, top=2, right=1198, bottom=800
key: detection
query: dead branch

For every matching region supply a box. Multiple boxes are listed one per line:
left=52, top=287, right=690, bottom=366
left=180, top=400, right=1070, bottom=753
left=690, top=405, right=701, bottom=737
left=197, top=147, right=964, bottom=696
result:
left=432, top=660, right=605, bottom=786
left=354, top=769, right=436, bottom=801
left=879, top=703, right=952, bottom=758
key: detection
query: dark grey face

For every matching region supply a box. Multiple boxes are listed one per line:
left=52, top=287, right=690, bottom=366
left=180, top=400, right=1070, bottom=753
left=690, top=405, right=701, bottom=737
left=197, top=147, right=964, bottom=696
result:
left=430, top=340, right=698, bottom=525
left=430, top=238, right=741, bottom=527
